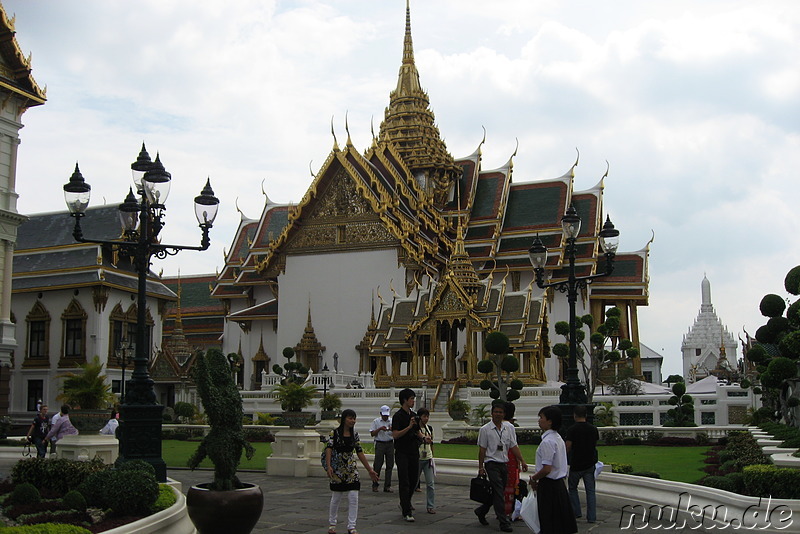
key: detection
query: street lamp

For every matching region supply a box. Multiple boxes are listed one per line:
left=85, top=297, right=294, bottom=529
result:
left=528, top=204, right=619, bottom=428
left=114, top=339, right=134, bottom=400
left=322, top=363, right=331, bottom=397
left=63, top=143, right=219, bottom=481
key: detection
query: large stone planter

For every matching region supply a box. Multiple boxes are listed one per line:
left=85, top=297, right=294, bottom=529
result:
left=282, top=411, right=311, bottom=429
left=70, top=409, right=112, bottom=432
left=266, top=428, right=324, bottom=477
left=187, top=482, right=264, bottom=534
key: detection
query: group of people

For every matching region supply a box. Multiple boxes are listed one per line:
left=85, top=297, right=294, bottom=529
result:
left=25, top=403, right=120, bottom=458
left=324, top=389, right=599, bottom=534
left=324, top=388, right=435, bottom=534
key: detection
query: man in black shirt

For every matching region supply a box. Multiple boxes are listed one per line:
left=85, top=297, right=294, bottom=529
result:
left=565, top=405, right=599, bottom=523
left=392, top=388, right=421, bottom=522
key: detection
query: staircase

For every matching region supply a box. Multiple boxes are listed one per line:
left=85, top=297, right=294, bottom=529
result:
left=433, top=382, right=454, bottom=413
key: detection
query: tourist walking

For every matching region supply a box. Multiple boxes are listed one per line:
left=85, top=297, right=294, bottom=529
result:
left=44, top=404, right=78, bottom=456
left=565, top=405, right=599, bottom=523
left=475, top=400, right=528, bottom=532
left=25, top=404, right=50, bottom=458
left=529, top=405, right=577, bottom=534
left=369, top=404, right=394, bottom=492
left=416, top=407, right=436, bottom=514
left=324, top=408, right=379, bottom=534
left=391, top=388, right=421, bottom=522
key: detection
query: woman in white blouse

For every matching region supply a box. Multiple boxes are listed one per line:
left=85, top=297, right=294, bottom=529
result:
left=529, top=405, right=577, bottom=534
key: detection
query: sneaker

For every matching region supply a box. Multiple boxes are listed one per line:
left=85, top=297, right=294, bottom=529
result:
left=475, top=509, right=489, bottom=525
left=404, top=515, right=415, bottom=522
left=383, top=487, right=393, bottom=493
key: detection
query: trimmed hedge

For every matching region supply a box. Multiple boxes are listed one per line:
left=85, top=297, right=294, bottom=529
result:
left=742, top=464, right=800, bottom=499
left=153, top=484, right=177, bottom=512
left=11, top=458, right=108, bottom=496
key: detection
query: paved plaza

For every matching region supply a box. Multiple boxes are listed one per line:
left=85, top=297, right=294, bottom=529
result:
left=168, top=467, right=720, bottom=534
left=0, top=457, right=734, bottom=533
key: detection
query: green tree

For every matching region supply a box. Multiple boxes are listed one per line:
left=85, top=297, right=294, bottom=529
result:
left=743, top=266, right=800, bottom=427
left=477, top=331, right=524, bottom=402
left=664, top=381, right=696, bottom=427
left=664, top=374, right=684, bottom=386
left=271, top=346, right=309, bottom=385
left=551, top=307, right=639, bottom=403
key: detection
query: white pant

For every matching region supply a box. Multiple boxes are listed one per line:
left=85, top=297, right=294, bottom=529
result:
left=329, top=490, right=358, bottom=530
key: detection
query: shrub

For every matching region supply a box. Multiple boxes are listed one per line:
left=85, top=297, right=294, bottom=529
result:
left=785, top=266, right=800, bottom=295
left=622, top=436, right=642, bottom=446
left=516, top=430, right=542, bottom=445
left=12, top=458, right=108, bottom=496
left=253, top=412, right=276, bottom=425
left=717, top=450, right=736, bottom=464
left=117, top=459, right=157, bottom=477
left=152, top=484, right=177, bottom=512
left=760, top=294, right=786, bottom=318
left=701, top=475, right=736, bottom=492
left=106, top=469, right=159, bottom=516
left=726, top=472, right=745, bottom=493
left=609, top=463, right=633, bottom=474
left=9, top=482, right=41, bottom=505
left=0, top=525, right=92, bottom=534
left=743, top=464, right=800, bottom=499
left=174, top=401, right=196, bottom=423
left=77, top=469, right=115, bottom=508
left=600, top=429, right=624, bottom=445
left=655, top=436, right=699, bottom=446
left=62, top=490, right=86, bottom=512
left=243, top=427, right=275, bottom=442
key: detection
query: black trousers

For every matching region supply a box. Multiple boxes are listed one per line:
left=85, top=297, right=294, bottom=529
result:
left=476, top=461, right=510, bottom=527
left=395, top=451, right=419, bottom=516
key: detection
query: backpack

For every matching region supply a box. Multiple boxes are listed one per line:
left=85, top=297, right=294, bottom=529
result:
left=321, top=428, right=341, bottom=471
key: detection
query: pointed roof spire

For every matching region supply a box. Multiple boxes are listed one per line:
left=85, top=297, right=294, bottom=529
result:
left=396, top=0, right=422, bottom=95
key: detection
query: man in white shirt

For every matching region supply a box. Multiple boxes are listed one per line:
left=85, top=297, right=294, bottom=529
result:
left=475, top=401, right=528, bottom=533
left=370, top=404, right=394, bottom=492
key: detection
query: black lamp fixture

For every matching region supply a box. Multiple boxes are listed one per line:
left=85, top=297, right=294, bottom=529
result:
left=114, top=339, right=135, bottom=400
left=63, top=143, right=219, bottom=481
left=528, top=204, right=619, bottom=429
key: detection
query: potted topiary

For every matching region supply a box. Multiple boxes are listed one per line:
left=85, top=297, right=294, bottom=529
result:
left=186, top=349, right=262, bottom=534
left=271, top=346, right=315, bottom=428
left=446, top=397, right=471, bottom=421
left=272, top=381, right=317, bottom=428
left=57, top=356, right=116, bottom=431
left=319, top=392, right=342, bottom=420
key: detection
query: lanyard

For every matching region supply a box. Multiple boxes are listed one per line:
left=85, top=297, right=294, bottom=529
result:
left=493, top=424, right=504, bottom=443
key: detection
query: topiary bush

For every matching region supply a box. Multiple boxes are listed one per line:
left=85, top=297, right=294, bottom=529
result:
left=76, top=468, right=115, bottom=509
left=117, top=459, right=157, bottom=477
left=12, top=457, right=108, bottom=496
left=622, top=436, right=642, bottom=446
left=174, top=401, right=196, bottom=423
left=62, top=490, right=87, bottom=512
left=105, top=469, right=159, bottom=516
left=701, top=475, right=736, bottom=493
left=152, top=484, right=177, bottom=512
left=760, top=294, right=786, bottom=318
left=9, top=482, right=41, bottom=505
left=742, top=464, right=800, bottom=499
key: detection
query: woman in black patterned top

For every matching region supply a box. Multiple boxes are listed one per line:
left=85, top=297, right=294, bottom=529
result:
left=325, top=408, right=379, bottom=534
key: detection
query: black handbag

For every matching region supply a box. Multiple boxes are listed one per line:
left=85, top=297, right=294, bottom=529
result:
left=470, top=475, right=493, bottom=504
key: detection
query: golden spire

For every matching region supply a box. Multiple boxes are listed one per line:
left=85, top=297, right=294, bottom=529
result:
left=378, top=0, right=460, bottom=208
left=449, top=215, right=481, bottom=296
left=175, top=270, right=183, bottom=331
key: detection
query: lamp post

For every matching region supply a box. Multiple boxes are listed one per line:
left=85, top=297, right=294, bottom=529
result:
left=63, top=144, right=219, bottom=481
left=322, top=363, right=330, bottom=397
left=528, top=204, right=619, bottom=429
left=114, top=339, right=134, bottom=400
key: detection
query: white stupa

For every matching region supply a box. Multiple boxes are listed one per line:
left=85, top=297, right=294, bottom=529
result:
left=681, top=275, right=738, bottom=383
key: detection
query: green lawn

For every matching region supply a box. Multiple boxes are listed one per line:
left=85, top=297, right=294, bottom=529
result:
left=164, top=440, right=709, bottom=483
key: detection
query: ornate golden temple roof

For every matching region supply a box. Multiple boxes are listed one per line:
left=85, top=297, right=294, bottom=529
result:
left=377, top=0, right=460, bottom=208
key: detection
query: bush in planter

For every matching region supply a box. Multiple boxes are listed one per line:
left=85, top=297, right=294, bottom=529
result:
left=319, top=393, right=342, bottom=413
left=8, top=482, right=41, bottom=505
left=62, top=490, right=87, bottom=512
left=12, top=457, right=108, bottom=496
left=1, top=525, right=92, bottom=534
left=188, top=348, right=255, bottom=491
left=153, top=484, right=178, bottom=512
left=77, top=469, right=114, bottom=508
left=106, top=469, right=160, bottom=516
left=174, top=401, right=196, bottom=423
left=56, top=356, right=115, bottom=410
left=446, top=398, right=471, bottom=420
left=272, top=381, right=316, bottom=413
left=701, top=475, right=737, bottom=493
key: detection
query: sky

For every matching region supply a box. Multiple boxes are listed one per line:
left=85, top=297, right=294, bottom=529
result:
left=5, top=0, right=800, bottom=378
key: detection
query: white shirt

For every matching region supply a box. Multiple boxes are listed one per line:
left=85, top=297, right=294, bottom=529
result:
left=477, top=420, right=518, bottom=464
left=99, top=418, right=119, bottom=435
left=535, top=429, right=569, bottom=479
left=370, top=416, right=393, bottom=442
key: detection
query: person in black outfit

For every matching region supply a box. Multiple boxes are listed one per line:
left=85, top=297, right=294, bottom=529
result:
left=565, top=405, right=599, bottom=523
left=391, top=388, right=422, bottom=522
left=26, top=404, right=50, bottom=458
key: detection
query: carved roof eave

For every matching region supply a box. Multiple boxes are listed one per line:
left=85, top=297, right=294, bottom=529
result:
left=0, top=7, right=47, bottom=107
left=255, top=144, right=453, bottom=276
left=407, top=273, right=490, bottom=337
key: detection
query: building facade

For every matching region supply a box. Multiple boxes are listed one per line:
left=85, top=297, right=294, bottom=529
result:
left=0, top=4, right=46, bottom=415
left=682, top=275, right=739, bottom=383
left=211, top=4, right=651, bottom=394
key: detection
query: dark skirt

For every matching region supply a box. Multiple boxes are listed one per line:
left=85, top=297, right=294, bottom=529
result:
left=537, top=477, right=577, bottom=534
